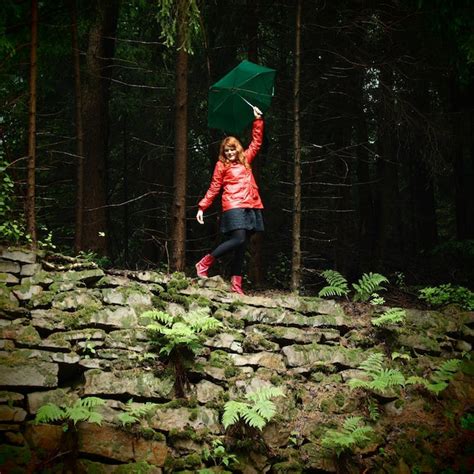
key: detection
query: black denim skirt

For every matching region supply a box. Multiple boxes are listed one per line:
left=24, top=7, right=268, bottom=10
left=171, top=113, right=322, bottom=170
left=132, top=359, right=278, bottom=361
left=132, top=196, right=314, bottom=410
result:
left=220, top=208, right=264, bottom=234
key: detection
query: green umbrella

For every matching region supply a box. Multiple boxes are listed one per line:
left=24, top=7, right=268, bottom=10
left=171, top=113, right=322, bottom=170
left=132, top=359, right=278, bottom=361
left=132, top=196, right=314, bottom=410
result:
left=208, top=60, right=276, bottom=136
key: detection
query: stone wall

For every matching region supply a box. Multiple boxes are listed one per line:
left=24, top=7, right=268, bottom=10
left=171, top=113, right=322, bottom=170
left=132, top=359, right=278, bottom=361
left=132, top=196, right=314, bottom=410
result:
left=0, top=246, right=473, bottom=473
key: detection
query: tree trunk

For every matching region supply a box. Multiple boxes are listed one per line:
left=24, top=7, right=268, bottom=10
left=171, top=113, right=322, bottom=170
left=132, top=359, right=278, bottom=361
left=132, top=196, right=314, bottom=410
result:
left=26, top=0, right=38, bottom=245
left=71, top=0, right=85, bottom=254
left=170, top=0, right=189, bottom=272
left=290, top=0, right=302, bottom=292
left=80, top=0, right=119, bottom=254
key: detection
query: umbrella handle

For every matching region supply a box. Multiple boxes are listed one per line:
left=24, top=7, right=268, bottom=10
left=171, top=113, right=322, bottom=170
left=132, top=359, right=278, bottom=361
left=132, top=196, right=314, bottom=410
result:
left=239, top=95, right=263, bottom=117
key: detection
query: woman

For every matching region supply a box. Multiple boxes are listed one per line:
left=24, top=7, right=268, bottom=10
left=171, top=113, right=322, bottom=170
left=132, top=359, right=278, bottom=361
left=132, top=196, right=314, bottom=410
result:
left=195, top=106, right=264, bottom=295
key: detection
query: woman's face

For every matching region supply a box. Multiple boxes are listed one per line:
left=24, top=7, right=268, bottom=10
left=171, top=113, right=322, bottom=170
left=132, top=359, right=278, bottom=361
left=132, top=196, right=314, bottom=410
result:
left=224, top=145, right=238, bottom=162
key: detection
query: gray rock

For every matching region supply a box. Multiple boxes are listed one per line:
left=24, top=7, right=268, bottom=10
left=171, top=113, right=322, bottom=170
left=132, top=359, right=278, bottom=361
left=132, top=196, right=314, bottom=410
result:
left=90, top=306, right=138, bottom=329
left=101, top=287, right=153, bottom=307
left=282, top=343, right=367, bottom=369
left=149, top=406, right=220, bottom=433
left=27, top=388, right=78, bottom=414
left=0, top=358, right=58, bottom=387
left=205, top=332, right=244, bottom=353
left=0, top=249, right=37, bottom=264
left=12, top=284, right=43, bottom=301
left=0, top=260, right=20, bottom=274
left=0, top=405, right=27, bottom=422
left=20, top=263, right=42, bottom=277
left=196, top=380, right=224, bottom=403
left=134, top=271, right=170, bottom=284
left=0, top=273, right=19, bottom=284
left=229, top=352, right=286, bottom=371
left=52, top=289, right=102, bottom=311
left=61, top=268, right=105, bottom=284
left=83, top=369, right=174, bottom=399
left=51, top=352, right=81, bottom=364
left=0, top=391, right=24, bottom=404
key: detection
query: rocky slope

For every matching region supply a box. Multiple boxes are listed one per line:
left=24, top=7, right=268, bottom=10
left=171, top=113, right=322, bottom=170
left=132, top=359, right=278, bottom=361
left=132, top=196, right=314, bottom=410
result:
left=0, top=247, right=473, bottom=473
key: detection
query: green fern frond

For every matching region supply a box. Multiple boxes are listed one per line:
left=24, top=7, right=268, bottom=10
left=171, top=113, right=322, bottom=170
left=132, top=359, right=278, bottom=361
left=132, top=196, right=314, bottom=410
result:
left=408, top=359, right=461, bottom=395
left=368, top=398, right=380, bottom=421
left=117, top=412, right=139, bottom=427
left=319, top=270, right=349, bottom=298
left=349, top=353, right=407, bottom=395
left=321, top=416, right=374, bottom=456
left=242, top=409, right=266, bottom=430
left=253, top=399, right=277, bottom=421
left=246, top=386, right=285, bottom=402
left=432, top=359, right=462, bottom=382
left=144, top=310, right=174, bottom=325
left=353, top=272, right=389, bottom=302
left=35, top=403, right=66, bottom=424
left=358, top=353, right=385, bottom=375
left=372, top=308, right=406, bottom=327
left=222, top=401, right=248, bottom=429
left=77, top=397, right=105, bottom=409
left=87, top=412, right=103, bottom=425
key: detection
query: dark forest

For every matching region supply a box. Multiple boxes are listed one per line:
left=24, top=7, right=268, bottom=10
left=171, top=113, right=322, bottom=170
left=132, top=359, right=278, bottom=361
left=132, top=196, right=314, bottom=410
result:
left=1, top=0, right=473, bottom=293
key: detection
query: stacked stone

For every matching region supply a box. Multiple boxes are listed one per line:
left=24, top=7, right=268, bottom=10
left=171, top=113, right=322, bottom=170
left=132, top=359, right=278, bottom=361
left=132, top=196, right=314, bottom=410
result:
left=0, top=246, right=473, bottom=473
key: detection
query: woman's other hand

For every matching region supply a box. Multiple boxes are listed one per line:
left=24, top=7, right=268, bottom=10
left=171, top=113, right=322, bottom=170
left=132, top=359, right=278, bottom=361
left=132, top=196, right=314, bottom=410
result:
left=196, top=209, right=204, bottom=224
left=253, top=106, right=263, bottom=119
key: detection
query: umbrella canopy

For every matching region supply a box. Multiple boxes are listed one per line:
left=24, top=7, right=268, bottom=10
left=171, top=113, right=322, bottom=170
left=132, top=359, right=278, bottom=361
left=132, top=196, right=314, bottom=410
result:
left=208, top=60, right=276, bottom=136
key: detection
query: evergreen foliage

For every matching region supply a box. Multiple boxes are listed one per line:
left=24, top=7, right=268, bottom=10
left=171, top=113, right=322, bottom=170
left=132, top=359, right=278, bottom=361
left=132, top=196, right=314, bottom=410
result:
left=117, top=400, right=158, bottom=427
left=144, top=308, right=222, bottom=356
left=321, top=416, right=374, bottom=457
left=35, top=397, right=105, bottom=429
left=372, top=308, right=406, bottom=327
left=419, top=284, right=474, bottom=311
left=222, top=387, right=285, bottom=431
left=348, top=353, right=407, bottom=395
left=352, top=273, right=389, bottom=302
left=408, top=359, right=462, bottom=395
left=318, top=270, right=349, bottom=298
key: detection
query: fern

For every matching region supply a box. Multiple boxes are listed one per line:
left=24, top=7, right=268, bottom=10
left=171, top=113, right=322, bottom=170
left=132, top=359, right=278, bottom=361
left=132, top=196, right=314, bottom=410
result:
left=35, top=397, right=105, bottom=428
left=408, top=359, right=462, bottom=395
left=372, top=307, right=406, bottom=327
left=368, top=398, right=380, bottom=421
left=321, top=416, right=374, bottom=457
left=348, top=353, right=407, bottom=395
left=352, top=273, right=389, bottom=302
left=222, top=387, right=285, bottom=431
left=318, top=270, right=349, bottom=298
left=144, top=308, right=222, bottom=357
left=117, top=400, right=158, bottom=427
left=143, top=308, right=223, bottom=397
left=35, top=403, right=66, bottom=424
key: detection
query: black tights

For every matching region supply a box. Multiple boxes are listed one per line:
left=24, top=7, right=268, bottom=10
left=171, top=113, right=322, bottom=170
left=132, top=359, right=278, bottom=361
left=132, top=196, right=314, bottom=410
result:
left=210, top=229, right=248, bottom=276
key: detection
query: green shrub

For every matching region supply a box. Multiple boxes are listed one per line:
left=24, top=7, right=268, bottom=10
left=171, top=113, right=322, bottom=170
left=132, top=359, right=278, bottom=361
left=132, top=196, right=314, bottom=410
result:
left=418, top=284, right=474, bottom=310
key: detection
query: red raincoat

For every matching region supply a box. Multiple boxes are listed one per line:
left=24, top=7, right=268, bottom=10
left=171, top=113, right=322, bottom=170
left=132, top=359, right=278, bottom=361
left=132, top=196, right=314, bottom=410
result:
left=198, top=118, right=264, bottom=212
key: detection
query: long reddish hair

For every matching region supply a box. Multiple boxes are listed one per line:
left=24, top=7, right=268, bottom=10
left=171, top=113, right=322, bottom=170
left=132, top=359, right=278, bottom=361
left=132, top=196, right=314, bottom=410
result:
left=218, top=136, right=249, bottom=168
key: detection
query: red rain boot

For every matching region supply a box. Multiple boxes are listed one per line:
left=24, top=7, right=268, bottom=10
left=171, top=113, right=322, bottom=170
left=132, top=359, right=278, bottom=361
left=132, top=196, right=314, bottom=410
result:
left=231, top=275, right=245, bottom=295
left=195, top=254, right=215, bottom=278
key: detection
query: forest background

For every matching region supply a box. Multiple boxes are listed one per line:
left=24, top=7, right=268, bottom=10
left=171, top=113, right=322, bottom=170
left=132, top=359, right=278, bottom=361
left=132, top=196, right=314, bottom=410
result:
left=1, top=0, right=473, bottom=294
